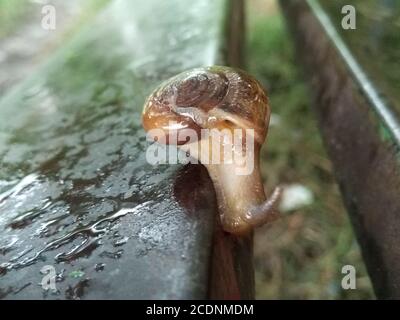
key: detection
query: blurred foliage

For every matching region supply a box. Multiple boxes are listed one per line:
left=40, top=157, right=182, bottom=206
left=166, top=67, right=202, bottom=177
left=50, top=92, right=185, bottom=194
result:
left=0, top=0, right=110, bottom=39
left=246, top=0, right=374, bottom=299
left=0, top=0, right=29, bottom=38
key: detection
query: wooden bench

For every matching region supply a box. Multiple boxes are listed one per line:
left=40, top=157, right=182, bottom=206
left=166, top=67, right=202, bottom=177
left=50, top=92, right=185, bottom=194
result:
left=0, top=0, right=252, bottom=299
left=280, top=0, right=400, bottom=299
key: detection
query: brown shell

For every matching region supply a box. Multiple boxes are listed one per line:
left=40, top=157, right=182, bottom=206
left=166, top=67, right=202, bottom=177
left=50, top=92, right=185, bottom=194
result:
left=142, top=66, right=270, bottom=145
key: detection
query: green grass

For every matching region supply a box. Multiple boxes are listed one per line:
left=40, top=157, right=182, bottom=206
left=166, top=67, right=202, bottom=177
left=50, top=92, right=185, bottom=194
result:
left=247, top=3, right=374, bottom=299
left=0, top=0, right=29, bottom=38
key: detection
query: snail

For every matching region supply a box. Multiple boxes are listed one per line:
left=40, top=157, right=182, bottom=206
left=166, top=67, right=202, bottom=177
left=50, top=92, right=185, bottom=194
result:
left=142, top=66, right=281, bottom=235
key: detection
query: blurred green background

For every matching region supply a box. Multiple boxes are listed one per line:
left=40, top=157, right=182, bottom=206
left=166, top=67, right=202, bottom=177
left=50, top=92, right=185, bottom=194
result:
left=247, top=0, right=373, bottom=299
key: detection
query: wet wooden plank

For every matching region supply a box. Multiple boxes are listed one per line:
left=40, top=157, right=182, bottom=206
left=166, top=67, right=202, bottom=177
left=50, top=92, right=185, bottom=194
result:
left=0, top=0, right=251, bottom=299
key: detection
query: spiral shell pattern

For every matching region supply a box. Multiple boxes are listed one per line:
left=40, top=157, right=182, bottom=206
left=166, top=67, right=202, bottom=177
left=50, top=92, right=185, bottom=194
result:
left=142, top=66, right=270, bottom=145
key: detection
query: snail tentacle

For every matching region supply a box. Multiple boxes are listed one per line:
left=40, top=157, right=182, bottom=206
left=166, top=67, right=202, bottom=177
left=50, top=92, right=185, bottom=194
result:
left=245, top=186, right=282, bottom=228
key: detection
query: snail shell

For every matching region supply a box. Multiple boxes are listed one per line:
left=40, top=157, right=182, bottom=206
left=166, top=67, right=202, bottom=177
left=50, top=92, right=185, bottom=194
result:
left=142, top=66, right=270, bottom=145
left=142, top=66, right=280, bottom=235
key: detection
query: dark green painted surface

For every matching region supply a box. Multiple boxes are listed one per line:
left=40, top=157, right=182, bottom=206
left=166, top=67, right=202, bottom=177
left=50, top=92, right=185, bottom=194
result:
left=0, top=0, right=233, bottom=299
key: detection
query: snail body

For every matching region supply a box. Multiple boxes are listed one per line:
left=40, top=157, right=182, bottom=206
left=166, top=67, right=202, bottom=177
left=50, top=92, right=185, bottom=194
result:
left=142, top=66, right=281, bottom=235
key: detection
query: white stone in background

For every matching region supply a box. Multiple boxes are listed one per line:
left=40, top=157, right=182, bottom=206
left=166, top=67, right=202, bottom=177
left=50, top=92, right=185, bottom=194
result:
left=279, top=183, right=314, bottom=212
left=269, top=113, right=281, bottom=126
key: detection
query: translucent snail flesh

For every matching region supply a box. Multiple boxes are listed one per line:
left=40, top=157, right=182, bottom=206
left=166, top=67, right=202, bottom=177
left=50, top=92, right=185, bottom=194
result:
left=142, top=66, right=281, bottom=235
